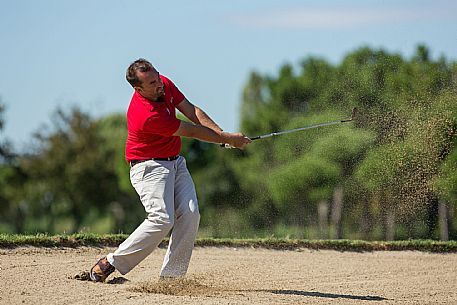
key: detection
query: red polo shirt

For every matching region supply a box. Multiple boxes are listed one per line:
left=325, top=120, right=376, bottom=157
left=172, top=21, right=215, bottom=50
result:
left=125, top=75, right=185, bottom=161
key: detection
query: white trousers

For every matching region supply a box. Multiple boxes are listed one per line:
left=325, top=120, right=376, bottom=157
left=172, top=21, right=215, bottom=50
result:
left=107, top=156, right=200, bottom=277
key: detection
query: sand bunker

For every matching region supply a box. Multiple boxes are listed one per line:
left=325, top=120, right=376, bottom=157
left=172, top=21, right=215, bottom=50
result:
left=1, top=246, right=457, bottom=304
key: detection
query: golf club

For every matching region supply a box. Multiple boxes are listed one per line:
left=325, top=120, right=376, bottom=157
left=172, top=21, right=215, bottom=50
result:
left=221, top=107, right=357, bottom=148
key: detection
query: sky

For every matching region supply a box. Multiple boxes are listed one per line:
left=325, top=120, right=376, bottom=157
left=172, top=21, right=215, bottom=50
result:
left=1, top=0, right=456, bottom=151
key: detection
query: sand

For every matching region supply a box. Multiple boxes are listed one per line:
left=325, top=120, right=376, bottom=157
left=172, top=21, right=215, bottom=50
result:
left=1, top=246, right=456, bottom=305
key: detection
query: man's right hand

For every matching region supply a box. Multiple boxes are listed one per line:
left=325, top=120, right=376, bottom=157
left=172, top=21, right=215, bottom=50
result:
left=221, top=132, right=252, bottom=150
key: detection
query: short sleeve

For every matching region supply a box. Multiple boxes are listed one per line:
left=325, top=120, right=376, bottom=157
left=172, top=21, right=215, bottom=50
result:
left=162, top=75, right=185, bottom=106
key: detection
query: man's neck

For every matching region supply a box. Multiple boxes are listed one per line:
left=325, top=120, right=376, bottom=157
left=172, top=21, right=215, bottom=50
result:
left=136, top=91, right=163, bottom=103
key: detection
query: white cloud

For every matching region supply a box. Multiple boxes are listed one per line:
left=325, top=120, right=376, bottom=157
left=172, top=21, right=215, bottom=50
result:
left=229, top=7, right=455, bottom=29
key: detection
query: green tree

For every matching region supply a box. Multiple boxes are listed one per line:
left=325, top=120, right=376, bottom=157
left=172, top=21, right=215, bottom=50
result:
left=234, top=45, right=456, bottom=240
left=0, top=100, right=28, bottom=233
left=0, top=100, right=14, bottom=162
left=21, top=107, right=120, bottom=233
left=356, top=90, right=456, bottom=239
left=96, top=113, right=146, bottom=232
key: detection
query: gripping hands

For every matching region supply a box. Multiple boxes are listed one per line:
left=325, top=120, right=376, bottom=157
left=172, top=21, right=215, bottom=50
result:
left=220, top=132, right=251, bottom=150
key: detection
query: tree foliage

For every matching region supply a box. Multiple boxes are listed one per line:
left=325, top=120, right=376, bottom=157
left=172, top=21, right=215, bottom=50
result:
left=0, top=45, right=456, bottom=240
left=17, top=108, right=123, bottom=232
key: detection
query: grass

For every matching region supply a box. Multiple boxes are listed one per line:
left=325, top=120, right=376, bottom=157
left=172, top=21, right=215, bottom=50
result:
left=1, top=233, right=457, bottom=252
left=0, top=233, right=128, bottom=248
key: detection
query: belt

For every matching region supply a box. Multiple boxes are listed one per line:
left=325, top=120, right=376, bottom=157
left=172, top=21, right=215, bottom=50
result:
left=129, top=156, right=179, bottom=167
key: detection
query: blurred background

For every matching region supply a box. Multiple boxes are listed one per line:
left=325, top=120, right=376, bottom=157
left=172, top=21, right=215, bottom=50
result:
left=0, top=0, right=456, bottom=240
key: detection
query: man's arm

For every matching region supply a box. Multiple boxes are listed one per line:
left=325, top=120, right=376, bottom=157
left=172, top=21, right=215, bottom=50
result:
left=173, top=121, right=251, bottom=150
left=176, top=98, right=223, bottom=133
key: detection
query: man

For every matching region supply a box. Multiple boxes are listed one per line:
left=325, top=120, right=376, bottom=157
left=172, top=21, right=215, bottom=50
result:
left=90, top=58, right=251, bottom=282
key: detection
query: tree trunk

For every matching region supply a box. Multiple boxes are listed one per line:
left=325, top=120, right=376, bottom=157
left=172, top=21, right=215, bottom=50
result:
left=438, top=201, right=449, bottom=241
left=449, top=205, right=456, bottom=240
left=110, top=201, right=126, bottom=231
left=71, top=205, right=84, bottom=233
left=426, top=195, right=439, bottom=239
left=317, top=200, right=329, bottom=239
left=331, top=186, right=343, bottom=239
left=14, top=203, right=26, bottom=233
left=360, top=198, right=372, bottom=240
left=385, top=209, right=395, bottom=241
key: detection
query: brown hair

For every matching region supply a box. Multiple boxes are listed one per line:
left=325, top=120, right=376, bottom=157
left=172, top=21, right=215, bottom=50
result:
left=126, top=58, right=154, bottom=87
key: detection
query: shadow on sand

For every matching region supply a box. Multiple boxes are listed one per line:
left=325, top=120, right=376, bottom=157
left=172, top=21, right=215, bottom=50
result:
left=265, top=289, right=388, bottom=301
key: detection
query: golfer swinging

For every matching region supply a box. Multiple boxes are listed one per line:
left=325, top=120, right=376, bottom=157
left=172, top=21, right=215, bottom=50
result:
left=90, top=58, right=251, bottom=282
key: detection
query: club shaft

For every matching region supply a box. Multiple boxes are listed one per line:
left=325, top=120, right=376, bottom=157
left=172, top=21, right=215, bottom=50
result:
left=252, top=119, right=350, bottom=140
left=221, top=107, right=356, bottom=148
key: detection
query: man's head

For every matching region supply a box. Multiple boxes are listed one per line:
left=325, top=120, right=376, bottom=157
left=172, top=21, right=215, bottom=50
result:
left=126, top=58, right=164, bottom=101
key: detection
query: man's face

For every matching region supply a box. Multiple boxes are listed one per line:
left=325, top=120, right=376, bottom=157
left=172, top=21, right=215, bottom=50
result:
left=135, top=69, right=164, bottom=101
